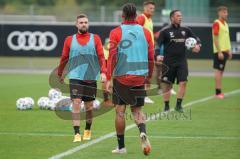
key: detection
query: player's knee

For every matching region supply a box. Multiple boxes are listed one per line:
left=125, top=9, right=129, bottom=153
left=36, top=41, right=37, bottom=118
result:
left=72, top=98, right=81, bottom=105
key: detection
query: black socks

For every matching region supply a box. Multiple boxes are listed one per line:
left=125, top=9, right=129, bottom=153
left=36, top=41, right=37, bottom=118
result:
left=117, top=134, right=125, bottom=149
left=73, top=126, right=80, bottom=134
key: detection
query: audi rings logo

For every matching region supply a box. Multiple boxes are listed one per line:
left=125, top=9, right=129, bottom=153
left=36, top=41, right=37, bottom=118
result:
left=7, top=31, right=58, bottom=51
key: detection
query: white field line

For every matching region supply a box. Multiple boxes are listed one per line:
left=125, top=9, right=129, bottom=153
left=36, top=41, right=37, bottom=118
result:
left=1, top=132, right=239, bottom=141
left=124, top=136, right=240, bottom=140
left=48, top=89, right=240, bottom=159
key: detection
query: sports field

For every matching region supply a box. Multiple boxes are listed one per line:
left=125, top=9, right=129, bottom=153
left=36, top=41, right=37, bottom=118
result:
left=0, top=58, right=240, bottom=159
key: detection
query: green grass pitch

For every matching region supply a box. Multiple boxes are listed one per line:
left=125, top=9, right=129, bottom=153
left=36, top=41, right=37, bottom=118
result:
left=0, top=74, right=239, bottom=159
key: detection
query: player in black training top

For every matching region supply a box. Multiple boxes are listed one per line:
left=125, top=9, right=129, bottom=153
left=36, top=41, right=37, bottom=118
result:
left=156, top=10, right=201, bottom=112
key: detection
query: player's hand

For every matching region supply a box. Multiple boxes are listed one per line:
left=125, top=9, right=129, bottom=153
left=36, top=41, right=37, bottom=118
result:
left=218, top=52, right=224, bottom=60
left=58, top=75, right=64, bottom=84
left=228, top=51, right=233, bottom=60
left=192, top=44, right=200, bottom=53
left=156, top=55, right=164, bottom=63
left=145, top=78, right=151, bottom=90
left=100, top=73, right=107, bottom=83
left=105, top=80, right=112, bottom=93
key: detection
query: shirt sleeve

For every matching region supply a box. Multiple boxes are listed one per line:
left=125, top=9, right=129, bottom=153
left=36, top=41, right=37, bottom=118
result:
left=94, top=34, right=107, bottom=74
left=58, top=36, right=71, bottom=77
left=156, top=30, right=165, bottom=56
left=136, top=15, right=145, bottom=26
left=107, top=27, right=121, bottom=80
left=212, top=22, right=220, bottom=36
left=143, top=28, right=154, bottom=79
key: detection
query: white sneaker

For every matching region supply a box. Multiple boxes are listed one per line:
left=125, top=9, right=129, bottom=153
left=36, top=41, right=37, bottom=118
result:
left=140, top=132, right=151, bottom=156
left=171, top=89, right=176, bottom=95
left=144, top=97, right=154, bottom=104
left=112, top=147, right=127, bottom=154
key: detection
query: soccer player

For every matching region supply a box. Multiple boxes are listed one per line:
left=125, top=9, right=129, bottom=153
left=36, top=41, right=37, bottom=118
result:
left=136, top=0, right=155, bottom=104
left=212, top=6, right=232, bottom=99
left=156, top=10, right=201, bottom=112
left=58, top=14, right=107, bottom=142
left=106, top=3, right=154, bottom=155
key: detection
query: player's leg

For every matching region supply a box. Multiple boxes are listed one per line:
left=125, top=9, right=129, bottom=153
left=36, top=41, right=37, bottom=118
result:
left=131, top=106, right=151, bottom=156
left=162, top=83, right=172, bottom=111
left=161, top=64, right=176, bottom=112
left=113, top=104, right=127, bottom=152
left=175, top=62, right=188, bottom=112
left=83, top=100, right=93, bottom=140
left=82, top=81, right=97, bottom=140
left=130, top=85, right=151, bottom=155
left=69, top=79, right=82, bottom=142
left=213, top=53, right=228, bottom=99
left=112, top=79, right=127, bottom=154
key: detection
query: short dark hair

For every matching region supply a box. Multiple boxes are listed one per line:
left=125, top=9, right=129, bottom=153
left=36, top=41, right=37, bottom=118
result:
left=77, top=14, right=88, bottom=19
left=143, top=1, right=155, bottom=6
left=217, top=6, right=228, bottom=12
left=169, top=10, right=180, bottom=18
left=122, top=3, right=137, bottom=20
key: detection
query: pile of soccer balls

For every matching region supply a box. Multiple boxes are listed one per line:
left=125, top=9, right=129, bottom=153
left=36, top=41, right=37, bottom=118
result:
left=16, top=88, right=101, bottom=111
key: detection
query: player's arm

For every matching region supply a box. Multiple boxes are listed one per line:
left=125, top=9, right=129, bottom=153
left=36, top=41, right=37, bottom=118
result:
left=212, top=22, right=225, bottom=60
left=106, top=28, right=120, bottom=81
left=58, top=36, right=71, bottom=82
left=136, top=15, right=145, bottom=26
left=155, top=30, right=165, bottom=62
left=94, top=34, right=107, bottom=82
left=143, top=28, right=154, bottom=83
left=106, top=28, right=120, bottom=91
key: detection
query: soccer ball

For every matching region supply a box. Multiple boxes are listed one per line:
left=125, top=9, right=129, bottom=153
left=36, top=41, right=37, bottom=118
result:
left=185, top=37, right=197, bottom=50
left=25, top=97, right=34, bottom=109
left=37, top=97, right=50, bottom=109
left=47, top=100, right=56, bottom=110
left=16, top=98, right=28, bottom=110
left=48, top=88, right=62, bottom=100
left=93, top=99, right=101, bottom=110
left=55, top=96, right=72, bottom=111
left=16, top=97, right=34, bottom=110
left=80, top=102, right=85, bottom=112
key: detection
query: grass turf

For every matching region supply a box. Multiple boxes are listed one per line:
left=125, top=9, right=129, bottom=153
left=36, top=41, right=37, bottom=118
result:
left=0, top=74, right=239, bottom=159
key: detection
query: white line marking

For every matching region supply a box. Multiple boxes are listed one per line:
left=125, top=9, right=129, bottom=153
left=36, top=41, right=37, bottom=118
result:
left=49, top=89, right=240, bottom=159
left=0, top=132, right=72, bottom=137
left=124, top=135, right=240, bottom=140
left=1, top=132, right=239, bottom=141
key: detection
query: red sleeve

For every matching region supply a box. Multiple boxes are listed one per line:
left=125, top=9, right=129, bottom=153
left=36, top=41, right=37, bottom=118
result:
left=107, top=27, right=122, bottom=80
left=212, top=22, right=219, bottom=36
left=58, top=36, right=72, bottom=77
left=143, top=28, right=154, bottom=79
left=136, top=15, right=145, bottom=26
left=154, top=31, right=160, bottom=41
left=94, top=34, right=107, bottom=74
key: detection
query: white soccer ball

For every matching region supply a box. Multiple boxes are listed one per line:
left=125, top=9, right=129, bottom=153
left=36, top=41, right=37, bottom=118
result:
left=93, top=99, right=101, bottom=110
left=37, top=97, right=50, bottom=109
left=55, top=96, right=72, bottom=111
left=16, top=98, right=28, bottom=110
left=48, top=88, right=62, bottom=100
left=47, top=100, right=56, bottom=110
left=80, top=102, right=86, bottom=112
left=185, top=37, right=197, bottom=50
left=25, top=97, right=34, bottom=109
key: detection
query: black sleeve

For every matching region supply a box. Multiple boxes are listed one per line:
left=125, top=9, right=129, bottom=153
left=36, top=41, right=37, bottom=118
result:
left=157, top=29, right=165, bottom=48
left=156, top=29, right=165, bottom=56
left=187, top=27, right=201, bottom=45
